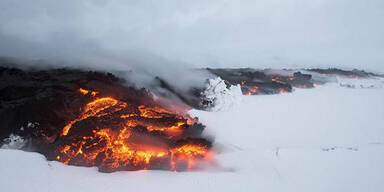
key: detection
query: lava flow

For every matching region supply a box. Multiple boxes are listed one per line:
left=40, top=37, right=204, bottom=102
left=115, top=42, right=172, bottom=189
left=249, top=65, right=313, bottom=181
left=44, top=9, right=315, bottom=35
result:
left=54, top=88, right=212, bottom=172
left=247, top=85, right=259, bottom=95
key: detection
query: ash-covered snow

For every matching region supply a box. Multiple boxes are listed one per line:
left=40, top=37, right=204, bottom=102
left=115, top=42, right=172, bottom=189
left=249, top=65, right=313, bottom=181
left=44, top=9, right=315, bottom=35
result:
left=200, top=77, right=243, bottom=111
left=1, top=82, right=384, bottom=192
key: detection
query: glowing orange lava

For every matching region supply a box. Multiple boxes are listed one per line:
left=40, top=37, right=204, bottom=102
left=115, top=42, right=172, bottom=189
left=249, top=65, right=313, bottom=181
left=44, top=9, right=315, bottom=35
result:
left=279, top=88, right=288, bottom=93
left=271, top=77, right=279, bottom=82
left=56, top=89, right=211, bottom=172
left=293, top=84, right=308, bottom=88
left=78, top=88, right=98, bottom=97
left=247, top=85, right=259, bottom=95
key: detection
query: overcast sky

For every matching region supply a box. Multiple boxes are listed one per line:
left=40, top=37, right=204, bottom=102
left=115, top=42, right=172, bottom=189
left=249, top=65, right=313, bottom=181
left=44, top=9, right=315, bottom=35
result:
left=0, top=0, right=383, bottom=72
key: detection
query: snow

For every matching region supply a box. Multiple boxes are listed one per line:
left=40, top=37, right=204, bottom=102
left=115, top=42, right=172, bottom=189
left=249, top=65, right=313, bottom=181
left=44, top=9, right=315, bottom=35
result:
left=337, top=77, right=384, bottom=89
left=1, top=83, right=384, bottom=192
left=1, top=134, right=26, bottom=149
left=200, top=77, right=243, bottom=111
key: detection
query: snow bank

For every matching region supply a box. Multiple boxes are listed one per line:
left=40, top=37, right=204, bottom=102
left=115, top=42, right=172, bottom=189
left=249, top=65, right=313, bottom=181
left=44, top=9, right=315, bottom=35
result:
left=200, top=77, right=243, bottom=111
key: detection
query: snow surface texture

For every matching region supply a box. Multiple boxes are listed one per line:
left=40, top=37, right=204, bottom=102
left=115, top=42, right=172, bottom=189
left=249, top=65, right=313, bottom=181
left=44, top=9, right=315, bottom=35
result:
left=200, top=77, right=243, bottom=111
left=1, top=82, right=384, bottom=192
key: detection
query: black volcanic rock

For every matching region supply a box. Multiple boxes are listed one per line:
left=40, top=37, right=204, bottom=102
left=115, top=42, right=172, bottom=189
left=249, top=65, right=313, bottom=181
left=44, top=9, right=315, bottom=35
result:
left=0, top=65, right=153, bottom=145
left=0, top=63, right=213, bottom=172
left=307, top=68, right=382, bottom=78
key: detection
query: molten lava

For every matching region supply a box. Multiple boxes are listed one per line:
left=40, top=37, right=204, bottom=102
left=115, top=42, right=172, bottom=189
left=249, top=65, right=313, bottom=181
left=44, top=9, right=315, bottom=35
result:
left=55, top=89, right=212, bottom=172
left=78, top=88, right=98, bottom=97
left=247, top=85, right=259, bottom=95
left=279, top=88, right=288, bottom=93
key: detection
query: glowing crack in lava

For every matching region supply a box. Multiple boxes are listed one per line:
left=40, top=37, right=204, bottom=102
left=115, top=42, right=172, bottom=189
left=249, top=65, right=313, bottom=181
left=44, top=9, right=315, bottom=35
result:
left=247, top=86, right=259, bottom=95
left=55, top=88, right=212, bottom=172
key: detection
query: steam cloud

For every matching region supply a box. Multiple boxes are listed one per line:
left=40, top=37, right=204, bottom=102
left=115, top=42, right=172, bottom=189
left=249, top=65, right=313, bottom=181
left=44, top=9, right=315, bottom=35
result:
left=1, top=0, right=384, bottom=73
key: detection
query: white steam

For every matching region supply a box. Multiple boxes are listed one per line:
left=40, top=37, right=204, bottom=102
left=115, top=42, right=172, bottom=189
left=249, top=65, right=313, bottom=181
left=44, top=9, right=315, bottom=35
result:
left=0, top=0, right=383, bottom=73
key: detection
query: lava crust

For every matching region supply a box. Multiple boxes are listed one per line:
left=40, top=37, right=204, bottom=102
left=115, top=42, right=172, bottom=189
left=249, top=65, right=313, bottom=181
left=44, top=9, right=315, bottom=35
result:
left=0, top=65, right=213, bottom=172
